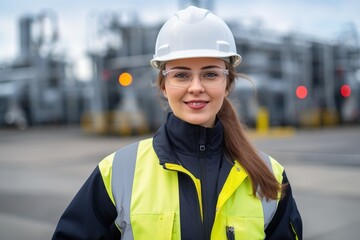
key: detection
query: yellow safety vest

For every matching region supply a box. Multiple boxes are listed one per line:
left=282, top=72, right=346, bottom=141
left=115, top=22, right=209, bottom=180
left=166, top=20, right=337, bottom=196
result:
left=99, top=138, right=284, bottom=239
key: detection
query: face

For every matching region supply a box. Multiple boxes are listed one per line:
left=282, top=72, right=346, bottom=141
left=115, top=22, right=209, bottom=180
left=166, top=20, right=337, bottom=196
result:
left=162, top=57, right=228, bottom=128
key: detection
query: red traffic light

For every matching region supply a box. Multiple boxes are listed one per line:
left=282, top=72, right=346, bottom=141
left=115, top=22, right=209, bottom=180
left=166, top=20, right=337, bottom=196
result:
left=296, top=85, right=308, bottom=99
left=340, top=84, right=351, bottom=98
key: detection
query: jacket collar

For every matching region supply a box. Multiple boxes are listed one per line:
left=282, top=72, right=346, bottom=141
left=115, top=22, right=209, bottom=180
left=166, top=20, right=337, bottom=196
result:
left=153, top=112, right=224, bottom=165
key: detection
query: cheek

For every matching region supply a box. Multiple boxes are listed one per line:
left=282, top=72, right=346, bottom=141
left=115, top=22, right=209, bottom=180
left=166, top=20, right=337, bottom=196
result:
left=211, top=87, right=227, bottom=101
left=164, top=87, right=183, bottom=103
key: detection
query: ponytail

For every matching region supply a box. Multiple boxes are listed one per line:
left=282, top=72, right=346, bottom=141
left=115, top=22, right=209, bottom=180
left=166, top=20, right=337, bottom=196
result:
left=218, top=62, right=282, bottom=200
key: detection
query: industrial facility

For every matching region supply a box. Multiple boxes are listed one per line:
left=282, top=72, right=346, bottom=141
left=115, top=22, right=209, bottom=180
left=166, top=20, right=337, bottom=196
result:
left=1, top=2, right=359, bottom=134
left=0, top=10, right=85, bottom=129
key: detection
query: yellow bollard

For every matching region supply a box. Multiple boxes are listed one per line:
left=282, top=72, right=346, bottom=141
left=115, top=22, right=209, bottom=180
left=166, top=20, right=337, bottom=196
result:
left=256, top=107, right=269, bottom=134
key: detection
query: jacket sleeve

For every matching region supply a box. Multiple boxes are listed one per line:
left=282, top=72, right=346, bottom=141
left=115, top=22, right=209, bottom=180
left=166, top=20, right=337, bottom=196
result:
left=265, top=171, right=303, bottom=240
left=52, top=166, right=120, bottom=240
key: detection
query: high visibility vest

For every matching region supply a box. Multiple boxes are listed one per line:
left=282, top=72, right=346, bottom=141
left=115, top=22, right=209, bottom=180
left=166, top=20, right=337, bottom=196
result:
left=99, top=138, right=284, bottom=239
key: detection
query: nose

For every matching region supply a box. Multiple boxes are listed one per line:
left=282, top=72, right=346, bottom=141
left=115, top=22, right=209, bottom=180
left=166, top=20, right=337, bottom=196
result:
left=187, top=76, right=205, bottom=94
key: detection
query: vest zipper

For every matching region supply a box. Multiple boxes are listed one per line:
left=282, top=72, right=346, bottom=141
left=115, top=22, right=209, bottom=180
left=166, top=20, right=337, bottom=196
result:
left=191, top=174, right=203, bottom=240
left=166, top=163, right=204, bottom=239
left=226, top=226, right=235, bottom=240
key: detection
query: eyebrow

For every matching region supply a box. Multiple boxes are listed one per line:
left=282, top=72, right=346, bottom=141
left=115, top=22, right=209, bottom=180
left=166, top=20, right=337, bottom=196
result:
left=168, top=65, right=222, bottom=70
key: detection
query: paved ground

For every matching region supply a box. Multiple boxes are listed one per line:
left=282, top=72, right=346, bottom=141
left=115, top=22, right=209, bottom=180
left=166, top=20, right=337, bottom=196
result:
left=0, top=125, right=359, bottom=239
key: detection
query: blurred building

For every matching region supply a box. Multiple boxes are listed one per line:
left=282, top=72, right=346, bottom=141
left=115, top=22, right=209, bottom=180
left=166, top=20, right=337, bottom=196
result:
left=1, top=6, right=359, bottom=133
left=0, top=10, right=85, bottom=129
left=82, top=9, right=360, bottom=135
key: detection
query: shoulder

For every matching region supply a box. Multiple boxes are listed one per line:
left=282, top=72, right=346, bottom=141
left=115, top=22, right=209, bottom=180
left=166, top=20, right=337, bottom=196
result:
left=97, top=138, right=153, bottom=202
left=268, top=155, right=285, bottom=174
left=259, top=152, right=285, bottom=182
left=99, top=138, right=153, bottom=168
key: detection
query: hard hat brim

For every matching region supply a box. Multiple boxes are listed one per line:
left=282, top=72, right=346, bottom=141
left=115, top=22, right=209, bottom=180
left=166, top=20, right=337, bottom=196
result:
left=150, top=50, right=242, bottom=69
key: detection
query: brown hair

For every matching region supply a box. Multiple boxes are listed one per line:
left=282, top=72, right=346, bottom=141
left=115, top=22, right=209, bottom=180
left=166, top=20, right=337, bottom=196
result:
left=156, top=61, right=282, bottom=200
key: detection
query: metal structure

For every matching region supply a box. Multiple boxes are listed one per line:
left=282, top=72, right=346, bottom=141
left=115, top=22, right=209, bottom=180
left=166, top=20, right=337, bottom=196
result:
left=180, top=0, right=215, bottom=11
left=0, top=10, right=84, bottom=129
left=82, top=10, right=360, bottom=135
left=82, top=12, right=164, bottom=134
left=227, top=22, right=360, bottom=127
left=1, top=6, right=359, bottom=134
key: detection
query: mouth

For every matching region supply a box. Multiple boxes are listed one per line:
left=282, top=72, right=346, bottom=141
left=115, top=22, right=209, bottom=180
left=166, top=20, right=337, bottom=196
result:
left=184, top=100, right=209, bottom=109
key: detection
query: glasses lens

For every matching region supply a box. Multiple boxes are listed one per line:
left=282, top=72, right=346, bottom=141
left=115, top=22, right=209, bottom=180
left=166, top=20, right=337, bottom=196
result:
left=166, top=70, right=192, bottom=87
left=200, top=69, right=226, bottom=87
left=163, top=69, right=227, bottom=88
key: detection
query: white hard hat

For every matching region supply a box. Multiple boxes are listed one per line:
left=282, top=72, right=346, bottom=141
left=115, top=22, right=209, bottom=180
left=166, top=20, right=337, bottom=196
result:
left=150, top=6, right=242, bottom=69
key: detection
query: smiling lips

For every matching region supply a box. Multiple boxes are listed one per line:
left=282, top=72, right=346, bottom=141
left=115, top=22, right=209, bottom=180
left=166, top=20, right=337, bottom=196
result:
left=185, top=100, right=209, bottom=109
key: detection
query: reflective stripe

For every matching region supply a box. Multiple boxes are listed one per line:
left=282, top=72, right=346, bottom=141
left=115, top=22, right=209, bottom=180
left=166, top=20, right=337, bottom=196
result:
left=259, top=152, right=282, bottom=229
left=112, top=142, right=139, bottom=239
left=130, top=139, right=181, bottom=239
left=111, top=139, right=181, bottom=240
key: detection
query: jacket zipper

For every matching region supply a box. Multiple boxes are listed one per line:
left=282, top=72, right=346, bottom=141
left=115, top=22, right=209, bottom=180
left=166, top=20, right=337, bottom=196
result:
left=199, top=143, right=206, bottom=240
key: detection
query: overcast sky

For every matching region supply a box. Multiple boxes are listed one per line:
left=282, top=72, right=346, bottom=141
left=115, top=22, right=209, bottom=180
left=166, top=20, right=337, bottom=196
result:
left=1, top=0, right=359, bottom=80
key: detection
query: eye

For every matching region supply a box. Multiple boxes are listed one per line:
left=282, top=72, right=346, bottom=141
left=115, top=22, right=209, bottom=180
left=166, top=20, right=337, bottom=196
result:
left=203, top=70, right=220, bottom=79
left=173, top=71, right=191, bottom=79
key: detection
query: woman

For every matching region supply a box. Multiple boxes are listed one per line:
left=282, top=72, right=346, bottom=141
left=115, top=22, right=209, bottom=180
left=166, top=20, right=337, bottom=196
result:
left=52, top=6, right=302, bottom=240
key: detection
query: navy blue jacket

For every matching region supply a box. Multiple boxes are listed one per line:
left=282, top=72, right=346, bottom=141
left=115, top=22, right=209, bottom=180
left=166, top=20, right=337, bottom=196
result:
left=52, top=113, right=302, bottom=239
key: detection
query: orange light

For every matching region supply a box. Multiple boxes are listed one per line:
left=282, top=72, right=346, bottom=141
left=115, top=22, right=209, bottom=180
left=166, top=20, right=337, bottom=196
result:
left=340, top=84, right=351, bottom=98
left=119, top=72, right=133, bottom=86
left=296, top=85, right=308, bottom=99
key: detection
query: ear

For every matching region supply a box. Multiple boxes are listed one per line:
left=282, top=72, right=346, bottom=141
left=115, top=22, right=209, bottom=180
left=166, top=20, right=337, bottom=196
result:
left=162, top=88, right=167, bottom=98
